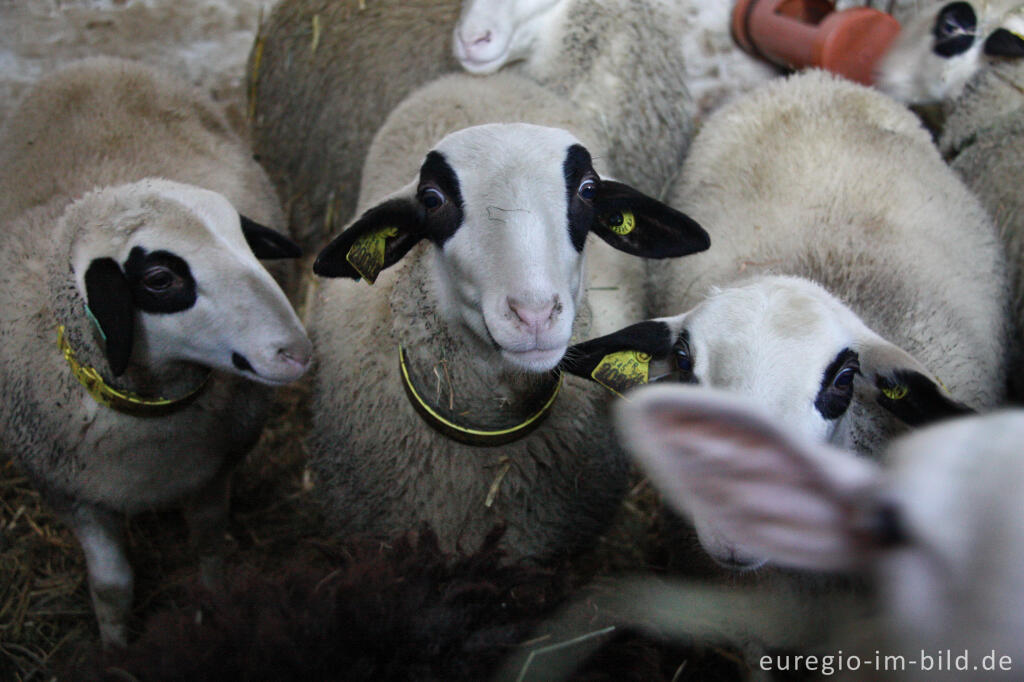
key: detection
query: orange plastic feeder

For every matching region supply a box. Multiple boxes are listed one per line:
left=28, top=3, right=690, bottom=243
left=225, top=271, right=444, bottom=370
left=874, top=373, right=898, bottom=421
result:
left=732, top=0, right=901, bottom=85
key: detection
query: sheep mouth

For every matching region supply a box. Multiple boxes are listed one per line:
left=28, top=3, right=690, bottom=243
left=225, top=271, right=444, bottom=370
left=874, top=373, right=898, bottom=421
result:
left=500, top=346, right=566, bottom=372
left=230, top=351, right=309, bottom=386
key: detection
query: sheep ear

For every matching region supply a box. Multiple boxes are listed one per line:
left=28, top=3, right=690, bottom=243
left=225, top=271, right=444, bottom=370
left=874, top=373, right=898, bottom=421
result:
left=562, top=320, right=675, bottom=397
left=615, top=385, right=882, bottom=570
left=857, top=340, right=973, bottom=427
left=984, top=28, right=1024, bottom=57
left=313, top=198, right=424, bottom=283
left=240, top=215, right=302, bottom=259
left=84, top=258, right=134, bottom=376
left=591, top=181, right=710, bottom=258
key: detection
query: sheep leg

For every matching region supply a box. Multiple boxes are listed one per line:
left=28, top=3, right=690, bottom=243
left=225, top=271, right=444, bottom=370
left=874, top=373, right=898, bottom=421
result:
left=67, top=504, right=133, bottom=649
left=182, top=467, right=232, bottom=590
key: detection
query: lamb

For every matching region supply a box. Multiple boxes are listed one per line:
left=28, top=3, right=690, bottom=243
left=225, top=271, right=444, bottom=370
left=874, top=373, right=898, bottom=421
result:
left=455, top=0, right=762, bottom=128
left=246, top=0, right=462, bottom=250
left=563, top=70, right=1008, bottom=565
left=875, top=0, right=1024, bottom=106
left=614, top=384, right=1024, bottom=680
left=940, top=46, right=1024, bottom=394
left=0, top=57, right=311, bottom=647
left=307, top=71, right=710, bottom=560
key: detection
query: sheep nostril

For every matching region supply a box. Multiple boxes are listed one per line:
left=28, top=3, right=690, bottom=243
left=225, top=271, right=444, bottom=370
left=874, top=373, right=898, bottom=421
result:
left=472, top=30, right=492, bottom=46
left=232, top=352, right=254, bottom=373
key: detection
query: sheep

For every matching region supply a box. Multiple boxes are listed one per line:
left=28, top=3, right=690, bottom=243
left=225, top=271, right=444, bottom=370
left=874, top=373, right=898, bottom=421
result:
left=80, top=526, right=687, bottom=682
left=452, top=0, right=700, bottom=198
left=247, top=0, right=462, bottom=250
left=940, top=46, right=1024, bottom=395
left=454, top=0, right=772, bottom=126
left=563, top=70, right=1008, bottom=566
left=307, top=71, right=710, bottom=561
left=0, top=57, right=312, bottom=647
left=875, top=0, right=1024, bottom=106
left=250, top=0, right=697, bottom=251
left=614, top=384, right=1024, bottom=680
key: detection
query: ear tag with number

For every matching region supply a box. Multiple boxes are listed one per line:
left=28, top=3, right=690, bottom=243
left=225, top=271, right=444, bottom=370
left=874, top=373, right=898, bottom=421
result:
left=346, top=226, right=398, bottom=284
left=591, top=349, right=651, bottom=398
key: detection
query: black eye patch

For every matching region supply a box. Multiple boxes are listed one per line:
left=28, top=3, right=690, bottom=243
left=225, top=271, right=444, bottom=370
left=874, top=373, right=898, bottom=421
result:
left=814, top=348, right=860, bottom=420
left=123, top=246, right=197, bottom=313
left=932, top=1, right=977, bottom=58
left=418, top=151, right=464, bottom=247
left=563, top=144, right=597, bottom=252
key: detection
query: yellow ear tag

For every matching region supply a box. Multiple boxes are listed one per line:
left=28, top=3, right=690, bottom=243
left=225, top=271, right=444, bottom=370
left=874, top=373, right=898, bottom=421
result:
left=346, top=226, right=398, bottom=284
left=881, top=384, right=909, bottom=401
left=607, top=210, right=636, bottom=236
left=591, top=350, right=651, bottom=398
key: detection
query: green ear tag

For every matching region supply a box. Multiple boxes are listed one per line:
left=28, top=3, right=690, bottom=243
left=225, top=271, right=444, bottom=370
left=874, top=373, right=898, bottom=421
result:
left=591, top=350, right=651, bottom=398
left=881, top=384, right=909, bottom=401
left=346, top=226, right=398, bottom=284
left=607, top=210, right=636, bottom=236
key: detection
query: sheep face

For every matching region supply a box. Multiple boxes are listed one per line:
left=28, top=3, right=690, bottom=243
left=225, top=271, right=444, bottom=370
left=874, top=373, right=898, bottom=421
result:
left=566, top=275, right=970, bottom=565
left=875, top=1, right=1024, bottom=104
left=615, top=385, right=1024, bottom=660
left=453, top=0, right=564, bottom=74
left=314, top=123, right=709, bottom=374
left=67, top=179, right=311, bottom=384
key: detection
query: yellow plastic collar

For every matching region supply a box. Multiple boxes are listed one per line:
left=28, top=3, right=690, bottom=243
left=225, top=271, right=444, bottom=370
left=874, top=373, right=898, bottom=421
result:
left=398, top=345, right=563, bottom=447
left=57, top=325, right=209, bottom=417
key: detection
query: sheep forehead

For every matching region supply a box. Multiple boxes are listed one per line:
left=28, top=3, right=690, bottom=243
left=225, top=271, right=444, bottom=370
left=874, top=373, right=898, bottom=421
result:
left=685, top=279, right=856, bottom=409
left=435, top=124, right=579, bottom=245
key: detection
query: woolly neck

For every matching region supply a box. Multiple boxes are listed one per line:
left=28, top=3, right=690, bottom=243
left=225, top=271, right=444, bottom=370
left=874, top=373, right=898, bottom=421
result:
left=45, top=211, right=211, bottom=407
left=386, top=247, right=568, bottom=439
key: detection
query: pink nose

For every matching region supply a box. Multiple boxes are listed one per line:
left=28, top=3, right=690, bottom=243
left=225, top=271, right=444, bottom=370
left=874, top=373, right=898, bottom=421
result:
left=508, top=296, right=557, bottom=333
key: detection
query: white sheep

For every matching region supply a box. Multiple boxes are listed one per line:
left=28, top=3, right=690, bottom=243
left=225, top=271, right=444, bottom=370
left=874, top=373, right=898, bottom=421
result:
left=0, top=57, right=311, bottom=647
left=307, top=72, right=710, bottom=560
left=875, top=0, right=1024, bottom=105
left=615, top=384, right=1024, bottom=680
left=940, top=48, right=1024, bottom=394
left=563, top=70, right=1008, bottom=566
left=454, top=0, right=775, bottom=125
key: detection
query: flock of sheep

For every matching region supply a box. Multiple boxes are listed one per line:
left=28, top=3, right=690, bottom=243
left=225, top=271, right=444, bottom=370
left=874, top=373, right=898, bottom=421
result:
left=2, top=0, right=1024, bottom=679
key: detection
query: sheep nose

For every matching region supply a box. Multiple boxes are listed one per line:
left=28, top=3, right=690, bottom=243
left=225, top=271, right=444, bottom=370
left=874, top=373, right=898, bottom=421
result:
left=508, top=296, right=557, bottom=333
left=277, top=339, right=313, bottom=373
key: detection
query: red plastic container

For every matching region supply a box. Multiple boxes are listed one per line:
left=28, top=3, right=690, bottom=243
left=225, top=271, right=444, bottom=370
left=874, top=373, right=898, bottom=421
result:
left=732, top=0, right=901, bottom=85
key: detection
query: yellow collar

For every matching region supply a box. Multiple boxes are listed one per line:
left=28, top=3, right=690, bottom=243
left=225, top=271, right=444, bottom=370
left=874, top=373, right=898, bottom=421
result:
left=57, top=325, right=209, bottom=417
left=398, top=345, right=563, bottom=447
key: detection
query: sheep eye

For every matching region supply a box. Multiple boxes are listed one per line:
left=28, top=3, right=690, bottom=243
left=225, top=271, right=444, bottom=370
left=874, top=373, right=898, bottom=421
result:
left=673, top=333, right=695, bottom=378
left=833, top=366, right=858, bottom=389
left=932, top=1, right=976, bottom=56
left=420, top=187, right=445, bottom=211
left=577, top=178, right=597, bottom=201
left=142, top=267, right=176, bottom=292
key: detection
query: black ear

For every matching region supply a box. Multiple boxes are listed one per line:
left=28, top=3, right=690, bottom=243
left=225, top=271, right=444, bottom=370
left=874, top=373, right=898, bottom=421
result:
left=984, top=28, right=1024, bottom=57
left=84, top=258, right=134, bottom=376
left=313, top=198, right=425, bottom=283
left=873, top=370, right=974, bottom=427
left=592, top=181, right=710, bottom=258
left=240, top=215, right=303, bottom=259
left=562, top=320, right=674, bottom=396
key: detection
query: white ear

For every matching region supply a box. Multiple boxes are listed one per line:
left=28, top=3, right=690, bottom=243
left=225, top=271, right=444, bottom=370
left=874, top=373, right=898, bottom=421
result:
left=614, top=385, right=883, bottom=570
